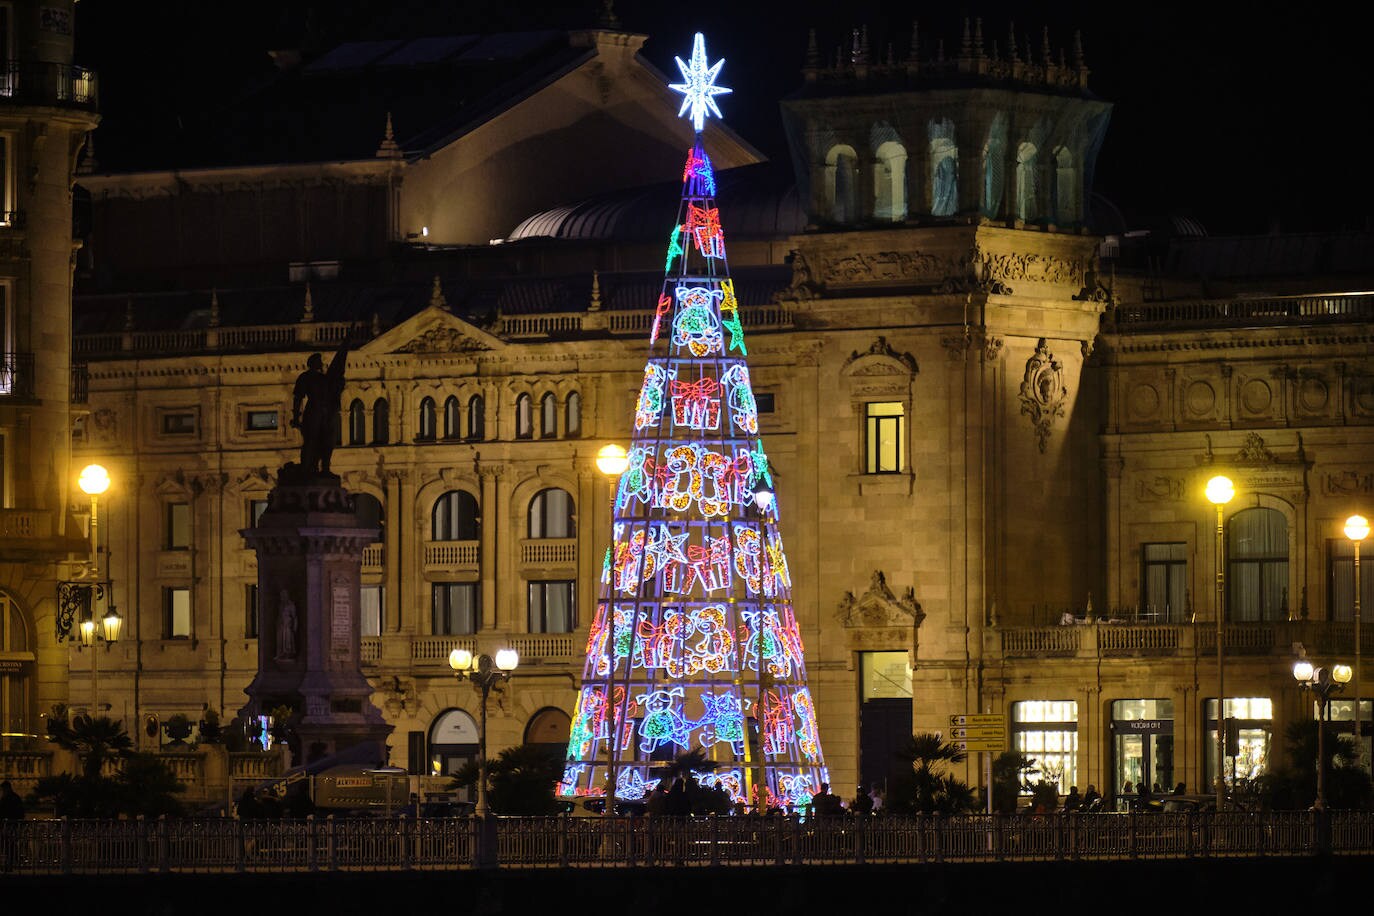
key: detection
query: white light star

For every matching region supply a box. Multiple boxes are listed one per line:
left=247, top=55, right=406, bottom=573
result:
left=668, top=32, right=731, bottom=133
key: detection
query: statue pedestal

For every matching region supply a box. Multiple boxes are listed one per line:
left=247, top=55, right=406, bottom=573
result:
left=240, top=464, right=392, bottom=765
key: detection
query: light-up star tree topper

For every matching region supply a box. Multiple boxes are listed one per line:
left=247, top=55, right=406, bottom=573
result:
left=560, top=32, right=829, bottom=814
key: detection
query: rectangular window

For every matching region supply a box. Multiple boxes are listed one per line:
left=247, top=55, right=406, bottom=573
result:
left=161, top=411, right=197, bottom=435
left=860, top=651, right=912, bottom=700
left=528, top=580, right=576, bottom=633
left=432, top=583, right=478, bottom=635
left=245, top=584, right=258, bottom=639
left=1012, top=700, right=1079, bottom=793
left=1329, top=540, right=1374, bottom=622
left=248, top=499, right=268, bottom=528
left=164, top=587, right=191, bottom=639
left=362, top=584, right=385, bottom=637
left=755, top=392, right=775, bottom=414
left=1204, top=697, right=1272, bottom=790
left=1141, top=542, right=1188, bottom=622
left=245, top=410, right=279, bottom=431
left=865, top=402, right=904, bottom=474
left=0, top=133, right=11, bottom=224
left=166, top=502, right=190, bottom=549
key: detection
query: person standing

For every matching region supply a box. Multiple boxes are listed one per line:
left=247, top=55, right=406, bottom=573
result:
left=851, top=783, right=874, bottom=815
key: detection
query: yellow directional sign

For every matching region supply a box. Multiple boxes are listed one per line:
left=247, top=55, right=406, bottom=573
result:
left=950, top=726, right=1005, bottom=739
left=952, top=738, right=1005, bottom=752
left=950, top=714, right=1005, bottom=728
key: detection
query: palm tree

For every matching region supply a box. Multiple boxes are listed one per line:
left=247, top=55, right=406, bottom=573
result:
left=895, top=732, right=970, bottom=814
left=47, top=714, right=133, bottom=779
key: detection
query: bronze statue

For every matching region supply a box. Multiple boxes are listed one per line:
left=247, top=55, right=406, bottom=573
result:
left=290, top=344, right=348, bottom=475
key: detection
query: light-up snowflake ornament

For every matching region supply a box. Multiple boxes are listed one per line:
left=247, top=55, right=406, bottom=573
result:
left=668, top=32, right=731, bottom=132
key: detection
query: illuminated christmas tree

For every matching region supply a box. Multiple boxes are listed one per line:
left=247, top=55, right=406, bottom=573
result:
left=559, top=33, right=829, bottom=812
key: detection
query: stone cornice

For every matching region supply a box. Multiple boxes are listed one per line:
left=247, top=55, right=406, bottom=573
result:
left=78, top=159, right=397, bottom=199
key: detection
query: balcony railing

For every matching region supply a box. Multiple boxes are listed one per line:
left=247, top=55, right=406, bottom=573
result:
left=360, top=637, right=381, bottom=663
left=998, top=620, right=1369, bottom=660
left=520, top=538, right=576, bottom=566
left=424, top=541, right=479, bottom=569
left=411, top=635, right=476, bottom=663
left=361, top=544, right=383, bottom=569
left=510, top=633, right=578, bottom=660
left=0, top=61, right=99, bottom=110
left=0, top=508, right=53, bottom=538
left=0, top=351, right=34, bottom=398
left=71, top=362, right=89, bottom=404
left=1111, top=293, right=1374, bottom=332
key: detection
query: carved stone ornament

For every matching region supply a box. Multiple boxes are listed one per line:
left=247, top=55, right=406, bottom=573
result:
left=835, top=570, right=925, bottom=629
left=1235, top=432, right=1277, bottom=464
left=266, top=482, right=358, bottom=514
left=1323, top=470, right=1374, bottom=496
left=1135, top=476, right=1184, bottom=502
left=844, top=336, right=918, bottom=374
left=1018, top=338, right=1068, bottom=453
left=392, top=325, right=490, bottom=354
left=818, top=249, right=971, bottom=288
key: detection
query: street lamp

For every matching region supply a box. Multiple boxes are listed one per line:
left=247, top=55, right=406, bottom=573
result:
left=1205, top=474, right=1234, bottom=812
left=1346, top=514, right=1369, bottom=764
left=594, top=445, right=628, bottom=816
left=595, top=443, right=630, bottom=476
left=1293, top=661, right=1353, bottom=810
left=448, top=648, right=518, bottom=818
left=77, top=464, right=120, bottom=713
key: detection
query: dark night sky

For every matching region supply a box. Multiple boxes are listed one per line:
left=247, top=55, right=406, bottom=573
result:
left=73, top=1, right=1374, bottom=237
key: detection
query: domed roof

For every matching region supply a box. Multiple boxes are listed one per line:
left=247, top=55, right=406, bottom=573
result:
left=507, top=161, right=803, bottom=242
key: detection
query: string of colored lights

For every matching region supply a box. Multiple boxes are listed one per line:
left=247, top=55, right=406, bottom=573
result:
left=561, top=32, right=828, bottom=814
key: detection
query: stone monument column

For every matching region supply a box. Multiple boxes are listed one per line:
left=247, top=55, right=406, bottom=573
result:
left=241, top=466, right=392, bottom=765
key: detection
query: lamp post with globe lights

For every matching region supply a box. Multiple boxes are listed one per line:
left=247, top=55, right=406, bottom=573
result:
left=1205, top=474, right=1234, bottom=811
left=1347, top=514, right=1369, bottom=763
left=448, top=648, right=518, bottom=819
left=1292, top=660, right=1353, bottom=810
left=76, top=464, right=122, bottom=712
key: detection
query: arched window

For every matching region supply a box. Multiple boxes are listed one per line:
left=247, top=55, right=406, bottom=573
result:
left=1228, top=507, right=1289, bottom=622
left=529, top=488, right=575, bottom=539
left=432, top=490, right=480, bottom=541
left=981, top=114, right=1008, bottom=218
left=873, top=139, right=908, bottom=222
left=355, top=493, right=384, bottom=541
left=372, top=398, right=389, bottom=445
left=824, top=144, right=858, bottom=224
left=348, top=399, right=366, bottom=445
left=1, top=593, right=32, bottom=742
left=515, top=394, right=533, bottom=439
left=429, top=709, right=479, bottom=778
left=443, top=396, right=461, bottom=439
left=928, top=119, right=958, bottom=217
left=467, top=395, right=485, bottom=441
left=565, top=391, right=581, bottom=438
left=540, top=393, right=557, bottom=439
left=1016, top=142, right=1039, bottom=222
left=418, top=397, right=437, bottom=441
left=1052, top=146, right=1078, bottom=226
left=524, top=707, right=572, bottom=760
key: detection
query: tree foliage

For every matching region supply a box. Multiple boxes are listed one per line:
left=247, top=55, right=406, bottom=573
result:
left=889, top=732, right=975, bottom=815
left=46, top=714, right=134, bottom=779
left=449, top=744, right=565, bottom=815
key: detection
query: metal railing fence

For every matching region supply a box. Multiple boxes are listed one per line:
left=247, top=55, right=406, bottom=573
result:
left=1, top=811, right=1368, bottom=874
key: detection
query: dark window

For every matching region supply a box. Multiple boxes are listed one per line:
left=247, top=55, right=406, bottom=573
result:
left=246, top=410, right=278, bottom=431
left=348, top=399, right=366, bottom=444
left=418, top=397, right=436, bottom=440
left=432, top=491, right=479, bottom=541
left=565, top=392, right=581, bottom=437
left=245, top=584, right=259, bottom=639
left=1228, top=508, right=1289, bottom=621
left=1329, top=539, right=1374, bottom=621
left=443, top=396, right=461, bottom=439
left=755, top=392, right=775, bottom=414
left=529, top=488, right=575, bottom=539
left=540, top=393, right=557, bottom=439
left=1141, top=543, right=1188, bottom=622
left=166, top=503, right=190, bottom=549
left=248, top=499, right=268, bottom=528
left=529, top=581, right=576, bottom=633
left=162, top=412, right=196, bottom=435
left=467, top=396, right=485, bottom=441
left=372, top=398, right=389, bottom=444
left=355, top=493, right=384, bottom=541
left=433, top=583, right=479, bottom=635
left=515, top=394, right=533, bottom=439
left=865, top=402, right=904, bottom=474
left=362, top=585, right=385, bottom=636
left=164, top=587, right=191, bottom=639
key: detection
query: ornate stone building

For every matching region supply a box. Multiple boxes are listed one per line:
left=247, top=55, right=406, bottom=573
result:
left=14, top=17, right=1374, bottom=806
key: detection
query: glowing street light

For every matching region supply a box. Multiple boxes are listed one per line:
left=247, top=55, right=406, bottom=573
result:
left=1205, top=474, right=1234, bottom=811
left=1347, top=514, right=1370, bottom=762
left=448, top=648, right=518, bottom=820
left=1293, top=661, right=1353, bottom=810
left=595, top=443, right=629, bottom=476
left=76, top=464, right=120, bottom=713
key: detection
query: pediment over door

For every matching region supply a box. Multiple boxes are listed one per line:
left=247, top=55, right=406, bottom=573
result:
left=835, top=570, right=925, bottom=654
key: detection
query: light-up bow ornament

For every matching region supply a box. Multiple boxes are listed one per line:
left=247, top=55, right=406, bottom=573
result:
left=669, top=32, right=731, bottom=133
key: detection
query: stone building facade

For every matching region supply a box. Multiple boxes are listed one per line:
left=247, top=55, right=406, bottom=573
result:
left=10, top=17, right=1374, bottom=807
